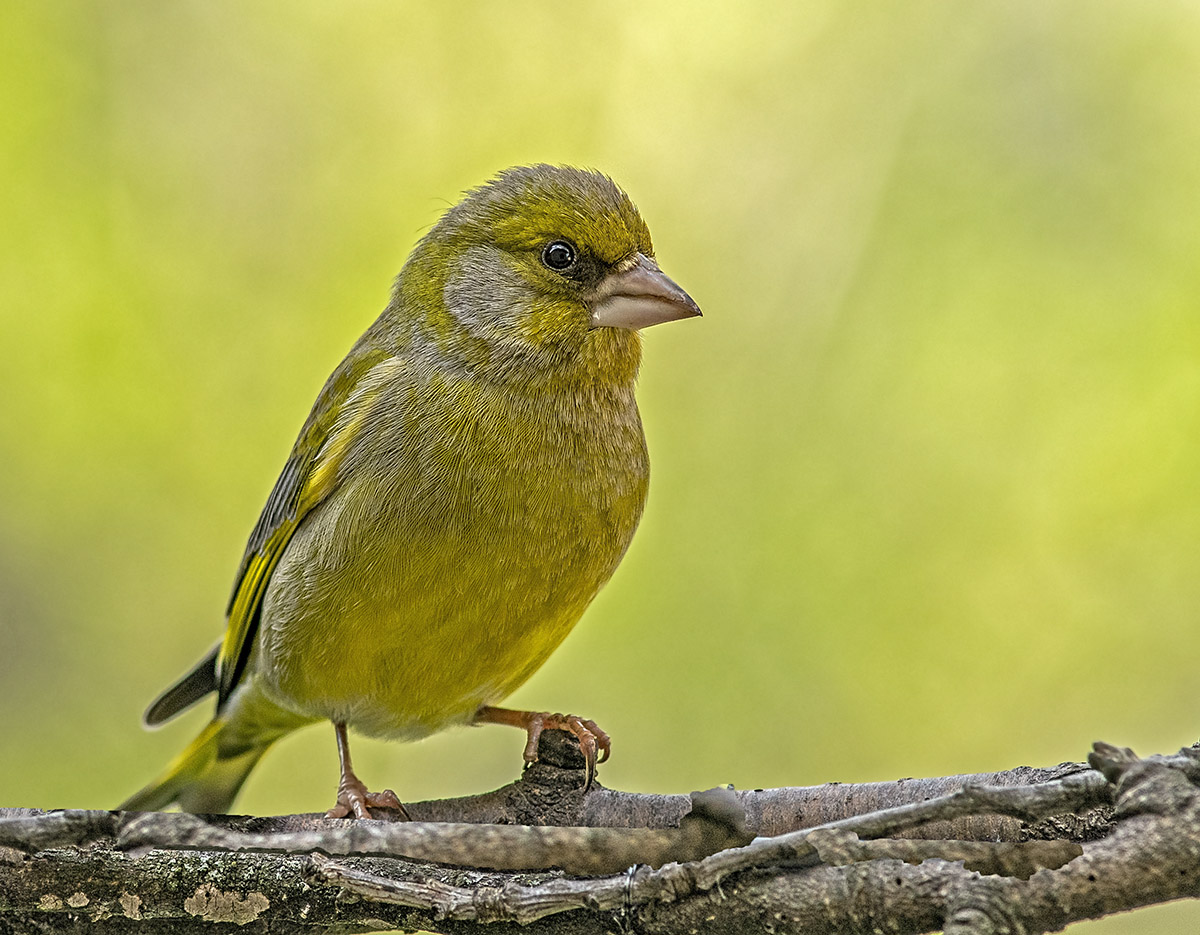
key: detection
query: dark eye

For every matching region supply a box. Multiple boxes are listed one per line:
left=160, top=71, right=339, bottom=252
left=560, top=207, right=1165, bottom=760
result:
left=541, top=240, right=577, bottom=271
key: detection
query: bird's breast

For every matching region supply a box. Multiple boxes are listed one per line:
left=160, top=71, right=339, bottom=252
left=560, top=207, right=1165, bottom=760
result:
left=257, top=373, right=649, bottom=738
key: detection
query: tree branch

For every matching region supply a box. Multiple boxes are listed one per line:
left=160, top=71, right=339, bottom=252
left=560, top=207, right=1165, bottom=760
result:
left=1, top=734, right=1196, bottom=934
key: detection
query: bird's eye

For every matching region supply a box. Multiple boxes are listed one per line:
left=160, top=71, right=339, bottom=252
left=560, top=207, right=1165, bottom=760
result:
left=541, top=240, right=577, bottom=271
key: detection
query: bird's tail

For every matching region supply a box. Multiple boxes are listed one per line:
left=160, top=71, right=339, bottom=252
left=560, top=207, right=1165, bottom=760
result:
left=119, top=716, right=274, bottom=813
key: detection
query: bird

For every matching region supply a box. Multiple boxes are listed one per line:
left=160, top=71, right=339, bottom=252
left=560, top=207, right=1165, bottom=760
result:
left=121, top=164, right=701, bottom=819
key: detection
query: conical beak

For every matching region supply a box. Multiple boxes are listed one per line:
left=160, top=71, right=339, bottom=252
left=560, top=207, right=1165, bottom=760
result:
left=590, top=253, right=702, bottom=330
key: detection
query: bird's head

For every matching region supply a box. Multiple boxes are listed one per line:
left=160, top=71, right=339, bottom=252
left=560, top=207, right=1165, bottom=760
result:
left=394, top=165, right=700, bottom=384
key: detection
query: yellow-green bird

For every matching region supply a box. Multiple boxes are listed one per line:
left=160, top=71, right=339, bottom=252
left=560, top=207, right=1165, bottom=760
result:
left=121, top=165, right=701, bottom=818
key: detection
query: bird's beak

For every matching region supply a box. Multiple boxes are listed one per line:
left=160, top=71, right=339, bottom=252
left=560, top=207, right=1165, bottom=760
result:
left=590, top=253, right=702, bottom=330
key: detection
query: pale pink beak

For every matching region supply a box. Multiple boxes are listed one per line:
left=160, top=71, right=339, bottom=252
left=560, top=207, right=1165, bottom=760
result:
left=590, top=253, right=702, bottom=330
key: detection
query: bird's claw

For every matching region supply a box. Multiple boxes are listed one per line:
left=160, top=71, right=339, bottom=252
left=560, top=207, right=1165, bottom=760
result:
left=326, top=779, right=409, bottom=820
left=475, top=705, right=610, bottom=790
left=521, top=712, right=611, bottom=790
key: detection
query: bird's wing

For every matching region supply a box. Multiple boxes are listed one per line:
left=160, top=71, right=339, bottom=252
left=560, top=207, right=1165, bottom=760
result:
left=215, top=348, right=403, bottom=708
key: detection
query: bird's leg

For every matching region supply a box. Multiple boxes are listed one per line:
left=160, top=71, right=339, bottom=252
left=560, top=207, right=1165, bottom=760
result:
left=325, top=721, right=409, bottom=820
left=474, top=705, right=611, bottom=790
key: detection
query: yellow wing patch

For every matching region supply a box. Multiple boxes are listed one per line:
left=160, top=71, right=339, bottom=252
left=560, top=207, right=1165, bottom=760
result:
left=215, top=353, right=404, bottom=706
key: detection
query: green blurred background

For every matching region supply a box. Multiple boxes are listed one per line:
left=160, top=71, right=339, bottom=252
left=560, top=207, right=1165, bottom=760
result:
left=3, top=2, right=1200, bottom=931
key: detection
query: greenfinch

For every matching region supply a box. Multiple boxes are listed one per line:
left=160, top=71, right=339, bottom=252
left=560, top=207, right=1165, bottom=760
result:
left=121, top=165, right=701, bottom=818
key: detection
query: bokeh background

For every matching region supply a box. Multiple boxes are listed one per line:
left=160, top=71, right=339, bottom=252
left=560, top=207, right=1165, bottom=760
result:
left=4, top=2, right=1200, bottom=931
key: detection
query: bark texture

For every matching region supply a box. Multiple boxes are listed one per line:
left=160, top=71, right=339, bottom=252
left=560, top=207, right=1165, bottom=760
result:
left=1, top=733, right=1197, bottom=934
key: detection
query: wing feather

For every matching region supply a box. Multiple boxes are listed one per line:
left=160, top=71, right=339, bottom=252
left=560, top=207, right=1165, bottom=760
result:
left=215, top=348, right=401, bottom=707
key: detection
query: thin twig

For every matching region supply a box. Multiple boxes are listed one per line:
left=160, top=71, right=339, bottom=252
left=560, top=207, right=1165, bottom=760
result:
left=116, top=788, right=753, bottom=875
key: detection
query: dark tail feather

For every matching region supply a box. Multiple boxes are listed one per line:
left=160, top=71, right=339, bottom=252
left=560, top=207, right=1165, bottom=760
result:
left=143, top=645, right=220, bottom=727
